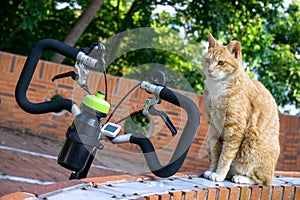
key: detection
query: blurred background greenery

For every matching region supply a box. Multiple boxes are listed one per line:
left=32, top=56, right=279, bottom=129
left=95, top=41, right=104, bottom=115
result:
left=1, top=0, right=299, bottom=114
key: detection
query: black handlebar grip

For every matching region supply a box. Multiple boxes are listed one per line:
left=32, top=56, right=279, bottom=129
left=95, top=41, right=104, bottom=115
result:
left=130, top=86, right=200, bottom=178
left=15, top=39, right=80, bottom=114
left=159, top=87, right=180, bottom=106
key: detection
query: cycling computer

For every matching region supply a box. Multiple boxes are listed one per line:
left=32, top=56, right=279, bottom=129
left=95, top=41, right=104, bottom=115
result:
left=101, top=122, right=121, bottom=137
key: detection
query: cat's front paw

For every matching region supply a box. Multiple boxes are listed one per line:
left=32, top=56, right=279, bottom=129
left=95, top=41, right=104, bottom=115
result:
left=204, top=170, right=213, bottom=179
left=232, top=175, right=253, bottom=184
left=208, top=172, right=226, bottom=182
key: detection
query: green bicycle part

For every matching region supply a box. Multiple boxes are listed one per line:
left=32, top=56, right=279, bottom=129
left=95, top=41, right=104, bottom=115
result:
left=83, top=92, right=110, bottom=114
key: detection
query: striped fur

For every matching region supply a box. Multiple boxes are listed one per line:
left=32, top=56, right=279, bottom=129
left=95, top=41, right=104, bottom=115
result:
left=203, top=33, right=280, bottom=185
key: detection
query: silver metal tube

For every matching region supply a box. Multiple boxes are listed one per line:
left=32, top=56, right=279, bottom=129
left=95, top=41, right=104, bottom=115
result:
left=111, top=134, right=132, bottom=144
left=76, top=52, right=100, bottom=69
left=140, top=81, right=164, bottom=96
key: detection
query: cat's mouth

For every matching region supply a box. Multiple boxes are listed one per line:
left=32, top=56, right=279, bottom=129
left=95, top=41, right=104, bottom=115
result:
left=208, top=74, right=216, bottom=78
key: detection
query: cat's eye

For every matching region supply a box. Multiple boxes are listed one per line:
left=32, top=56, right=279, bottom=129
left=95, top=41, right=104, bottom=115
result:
left=218, top=60, right=225, bottom=66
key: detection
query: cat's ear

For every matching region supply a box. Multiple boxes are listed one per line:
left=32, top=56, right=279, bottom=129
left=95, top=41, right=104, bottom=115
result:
left=227, top=41, right=242, bottom=59
left=208, top=32, right=219, bottom=50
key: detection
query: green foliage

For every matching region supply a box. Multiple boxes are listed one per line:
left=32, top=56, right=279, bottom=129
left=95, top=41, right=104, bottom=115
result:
left=152, top=0, right=299, bottom=110
left=124, top=111, right=151, bottom=136
left=0, top=0, right=299, bottom=113
left=0, top=0, right=91, bottom=58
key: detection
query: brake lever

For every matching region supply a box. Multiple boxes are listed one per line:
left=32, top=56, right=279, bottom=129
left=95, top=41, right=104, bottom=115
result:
left=148, top=106, right=177, bottom=136
left=52, top=71, right=78, bottom=82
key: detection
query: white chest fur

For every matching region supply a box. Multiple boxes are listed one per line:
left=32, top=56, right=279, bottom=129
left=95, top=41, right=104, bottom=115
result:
left=205, top=78, right=229, bottom=105
left=204, top=79, right=229, bottom=135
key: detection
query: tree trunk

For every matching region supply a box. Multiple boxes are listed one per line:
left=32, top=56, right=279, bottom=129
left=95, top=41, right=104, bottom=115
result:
left=51, top=0, right=104, bottom=63
left=106, top=0, right=146, bottom=64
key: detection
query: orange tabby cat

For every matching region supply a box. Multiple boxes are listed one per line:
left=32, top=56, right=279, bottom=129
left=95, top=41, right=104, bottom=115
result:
left=203, top=32, right=280, bottom=185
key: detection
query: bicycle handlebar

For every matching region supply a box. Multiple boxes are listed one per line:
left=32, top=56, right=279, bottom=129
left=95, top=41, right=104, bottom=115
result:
left=15, top=39, right=80, bottom=114
left=15, top=39, right=200, bottom=178
left=112, top=83, right=200, bottom=177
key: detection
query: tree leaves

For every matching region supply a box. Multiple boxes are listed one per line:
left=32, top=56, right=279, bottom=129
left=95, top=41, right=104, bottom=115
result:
left=0, top=0, right=299, bottom=113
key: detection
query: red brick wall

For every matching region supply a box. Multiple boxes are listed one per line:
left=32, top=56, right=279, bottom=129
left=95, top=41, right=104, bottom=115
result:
left=0, top=51, right=299, bottom=172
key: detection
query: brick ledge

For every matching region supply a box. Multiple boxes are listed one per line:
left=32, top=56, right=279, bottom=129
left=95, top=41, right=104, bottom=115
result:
left=1, top=171, right=299, bottom=200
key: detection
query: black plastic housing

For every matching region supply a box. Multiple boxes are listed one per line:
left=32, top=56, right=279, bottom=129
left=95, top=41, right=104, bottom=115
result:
left=58, top=127, right=97, bottom=172
left=58, top=105, right=104, bottom=172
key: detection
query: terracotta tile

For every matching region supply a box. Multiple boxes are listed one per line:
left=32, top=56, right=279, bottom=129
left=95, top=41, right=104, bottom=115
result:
left=239, top=186, right=250, bottom=200
left=271, top=186, right=282, bottom=200
left=282, top=186, right=293, bottom=200
left=218, top=187, right=229, bottom=200
left=196, top=189, right=207, bottom=200
left=260, top=186, right=271, bottom=200
left=0, top=192, right=36, bottom=200
left=145, top=195, right=159, bottom=200
left=183, top=191, right=195, bottom=199
left=294, top=186, right=300, bottom=200
left=228, top=187, right=240, bottom=200
left=250, top=186, right=261, bottom=200
left=207, top=188, right=217, bottom=200
left=170, top=191, right=183, bottom=200
left=159, top=193, right=171, bottom=200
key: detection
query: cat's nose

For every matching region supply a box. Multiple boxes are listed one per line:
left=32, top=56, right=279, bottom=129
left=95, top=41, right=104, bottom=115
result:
left=208, top=68, right=213, bottom=73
